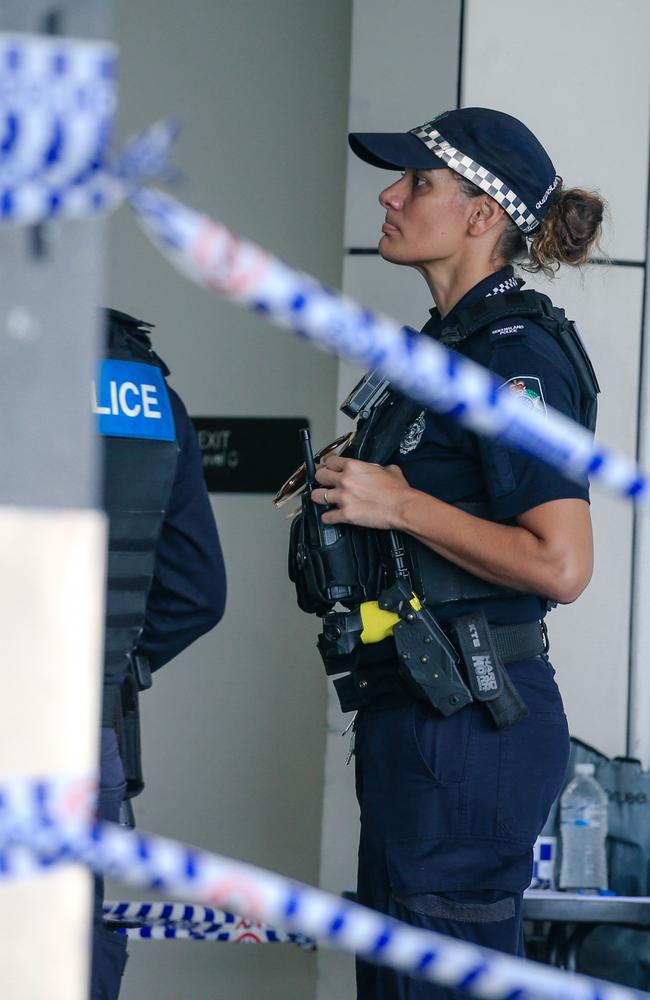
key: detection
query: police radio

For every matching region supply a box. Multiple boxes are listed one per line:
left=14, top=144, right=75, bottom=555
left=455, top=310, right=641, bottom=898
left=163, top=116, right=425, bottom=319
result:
left=287, top=428, right=368, bottom=616
left=298, top=428, right=353, bottom=605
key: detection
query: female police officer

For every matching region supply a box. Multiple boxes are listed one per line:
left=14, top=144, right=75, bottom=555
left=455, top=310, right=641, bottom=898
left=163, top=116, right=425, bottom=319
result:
left=312, top=107, right=604, bottom=998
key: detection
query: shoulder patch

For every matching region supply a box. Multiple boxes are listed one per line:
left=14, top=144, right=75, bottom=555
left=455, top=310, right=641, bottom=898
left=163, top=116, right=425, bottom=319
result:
left=500, top=375, right=547, bottom=416
left=490, top=323, right=526, bottom=342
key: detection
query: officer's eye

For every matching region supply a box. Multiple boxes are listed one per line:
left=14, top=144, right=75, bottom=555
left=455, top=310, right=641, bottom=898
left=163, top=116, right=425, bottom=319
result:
left=413, top=174, right=428, bottom=189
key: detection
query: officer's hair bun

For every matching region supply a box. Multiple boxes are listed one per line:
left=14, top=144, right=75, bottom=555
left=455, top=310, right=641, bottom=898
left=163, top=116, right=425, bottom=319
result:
left=455, top=174, right=605, bottom=278
left=529, top=183, right=605, bottom=275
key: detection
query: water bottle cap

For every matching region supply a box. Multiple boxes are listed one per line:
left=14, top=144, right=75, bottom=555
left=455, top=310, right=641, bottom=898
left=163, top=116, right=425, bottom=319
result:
left=575, top=762, right=595, bottom=775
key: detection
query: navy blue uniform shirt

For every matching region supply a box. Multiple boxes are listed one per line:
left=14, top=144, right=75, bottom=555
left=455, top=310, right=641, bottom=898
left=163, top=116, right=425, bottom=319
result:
left=391, top=265, right=589, bottom=625
left=136, top=387, right=226, bottom=671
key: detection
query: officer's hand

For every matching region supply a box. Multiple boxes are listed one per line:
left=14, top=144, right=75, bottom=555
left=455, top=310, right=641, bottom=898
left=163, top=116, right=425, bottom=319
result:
left=312, top=456, right=410, bottom=529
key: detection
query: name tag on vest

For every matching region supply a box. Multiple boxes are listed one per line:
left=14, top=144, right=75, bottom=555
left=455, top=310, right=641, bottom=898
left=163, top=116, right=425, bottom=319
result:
left=92, top=360, right=175, bottom=441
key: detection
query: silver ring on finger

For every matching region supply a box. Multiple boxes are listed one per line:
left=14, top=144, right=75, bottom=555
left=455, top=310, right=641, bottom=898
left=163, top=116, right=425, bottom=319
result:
left=324, top=489, right=329, bottom=505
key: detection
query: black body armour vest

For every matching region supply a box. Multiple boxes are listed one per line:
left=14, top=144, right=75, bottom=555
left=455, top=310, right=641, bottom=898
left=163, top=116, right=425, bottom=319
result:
left=345, top=288, right=600, bottom=610
left=100, top=310, right=179, bottom=686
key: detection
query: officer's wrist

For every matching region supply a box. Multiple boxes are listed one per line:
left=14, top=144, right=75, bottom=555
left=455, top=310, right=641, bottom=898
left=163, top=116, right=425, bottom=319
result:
left=390, top=485, right=427, bottom=534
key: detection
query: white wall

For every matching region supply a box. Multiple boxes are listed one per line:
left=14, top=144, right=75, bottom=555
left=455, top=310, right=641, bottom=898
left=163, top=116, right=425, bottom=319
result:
left=109, top=3, right=351, bottom=999
left=318, top=1, right=650, bottom=997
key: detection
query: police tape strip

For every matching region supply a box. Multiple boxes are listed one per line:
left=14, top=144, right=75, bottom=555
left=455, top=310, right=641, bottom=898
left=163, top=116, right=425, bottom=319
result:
left=0, top=33, right=120, bottom=221
left=2, top=34, right=648, bottom=502
left=0, top=778, right=645, bottom=1000
left=0, top=33, right=179, bottom=223
left=128, top=186, right=649, bottom=506
left=103, top=901, right=314, bottom=946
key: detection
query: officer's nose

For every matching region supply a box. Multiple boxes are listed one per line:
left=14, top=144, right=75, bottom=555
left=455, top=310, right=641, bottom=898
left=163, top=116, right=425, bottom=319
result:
left=379, top=175, right=407, bottom=211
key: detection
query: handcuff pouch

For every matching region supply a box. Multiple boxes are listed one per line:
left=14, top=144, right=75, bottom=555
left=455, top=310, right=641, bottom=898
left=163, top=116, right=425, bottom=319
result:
left=450, top=609, right=529, bottom=729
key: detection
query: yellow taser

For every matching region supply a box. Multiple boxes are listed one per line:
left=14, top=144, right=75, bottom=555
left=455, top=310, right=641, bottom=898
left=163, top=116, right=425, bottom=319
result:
left=359, top=594, right=423, bottom=644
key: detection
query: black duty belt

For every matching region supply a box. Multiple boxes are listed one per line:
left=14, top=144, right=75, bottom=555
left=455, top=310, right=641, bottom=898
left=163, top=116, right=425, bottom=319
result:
left=479, top=618, right=548, bottom=664
left=335, top=618, right=548, bottom=716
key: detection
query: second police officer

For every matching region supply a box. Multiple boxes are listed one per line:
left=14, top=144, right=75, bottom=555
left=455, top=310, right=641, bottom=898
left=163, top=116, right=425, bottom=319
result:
left=304, top=107, right=603, bottom=999
left=92, top=309, right=227, bottom=1000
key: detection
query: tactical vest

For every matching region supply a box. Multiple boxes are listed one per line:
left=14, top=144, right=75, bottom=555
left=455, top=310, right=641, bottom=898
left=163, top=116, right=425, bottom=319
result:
left=99, top=310, right=179, bottom=697
left=349, top=288, right=600, bottom=609
left=439, top=288, right=599, bottom=431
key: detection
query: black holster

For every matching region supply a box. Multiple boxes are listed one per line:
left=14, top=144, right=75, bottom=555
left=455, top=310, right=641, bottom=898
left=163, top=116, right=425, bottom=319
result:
left=288, top=499, right=383, bottom=615
left=118, top=653, right=152, bottom=799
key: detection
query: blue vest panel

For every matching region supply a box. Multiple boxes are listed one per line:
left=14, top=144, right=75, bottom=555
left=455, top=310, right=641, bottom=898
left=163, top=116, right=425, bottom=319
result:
left=93, top=359, right=175, bottom=441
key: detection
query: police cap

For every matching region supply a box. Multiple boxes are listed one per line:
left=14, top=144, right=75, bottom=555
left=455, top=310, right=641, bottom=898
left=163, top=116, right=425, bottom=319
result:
left=349, top=107, right=559, bottom=234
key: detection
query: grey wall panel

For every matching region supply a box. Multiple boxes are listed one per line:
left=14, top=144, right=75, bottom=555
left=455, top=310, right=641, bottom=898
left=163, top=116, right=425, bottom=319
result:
left=345, top=0, right=462, bottom=248
left=462, top=0, right=650, bottom=262
left=2, top=0, right=111, bottom=33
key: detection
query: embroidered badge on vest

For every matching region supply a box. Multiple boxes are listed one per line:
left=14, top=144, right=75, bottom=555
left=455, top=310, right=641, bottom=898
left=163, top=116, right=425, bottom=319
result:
left=400, top=410, right=426, bottom=454
left=500, top=375, right=547, bottom=416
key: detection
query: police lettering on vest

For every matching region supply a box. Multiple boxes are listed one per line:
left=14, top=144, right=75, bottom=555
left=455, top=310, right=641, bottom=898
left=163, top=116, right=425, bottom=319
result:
left=93, top=359, right=175, bottom=441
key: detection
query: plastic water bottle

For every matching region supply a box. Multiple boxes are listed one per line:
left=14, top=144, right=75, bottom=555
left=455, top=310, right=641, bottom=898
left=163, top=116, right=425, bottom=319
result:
left=559, top=762, right=608, bottom=890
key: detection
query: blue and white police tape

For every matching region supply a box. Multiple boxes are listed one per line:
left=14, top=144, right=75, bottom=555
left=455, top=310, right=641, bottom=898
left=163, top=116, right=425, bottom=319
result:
left=103, top=901, right=314, bottom=946
left=0, top=777, right=646, bottom=1000
left=0, top=33, right=121, bottom=222
left=3, top=35, right=648, bottom=502
left=129, top=187, right=649, bottom=506
left=0, top=33, right=180, bottom=223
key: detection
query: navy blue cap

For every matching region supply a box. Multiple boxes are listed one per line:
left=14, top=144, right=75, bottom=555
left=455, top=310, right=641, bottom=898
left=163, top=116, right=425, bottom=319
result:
left=349, top=107, right=560, bottom=234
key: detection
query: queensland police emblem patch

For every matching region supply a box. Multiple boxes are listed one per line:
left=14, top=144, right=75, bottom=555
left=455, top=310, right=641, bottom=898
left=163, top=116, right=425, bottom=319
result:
left=400, top=410, right=426, bottom=454
left=501, top=375, right=547, bottom=416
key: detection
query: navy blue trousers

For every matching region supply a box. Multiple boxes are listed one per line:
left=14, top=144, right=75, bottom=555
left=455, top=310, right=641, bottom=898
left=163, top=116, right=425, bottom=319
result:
left=354, top=656, right=570, bottom=999
left=90, top=727, right=128, bottom=1000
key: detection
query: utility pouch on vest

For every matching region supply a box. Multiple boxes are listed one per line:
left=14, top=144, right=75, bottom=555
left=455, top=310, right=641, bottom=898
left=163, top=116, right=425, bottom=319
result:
left=288, top=500, right=364, bottom=615
left=380, top=580, right=473, bottom=717
left=450, top=609, right=528, bottom=729
left=288, top=428, right=371, bottom=615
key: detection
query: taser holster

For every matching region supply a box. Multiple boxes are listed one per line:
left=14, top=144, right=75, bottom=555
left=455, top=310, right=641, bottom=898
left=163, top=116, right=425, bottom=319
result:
left=378, top=579, right=473, bottom=717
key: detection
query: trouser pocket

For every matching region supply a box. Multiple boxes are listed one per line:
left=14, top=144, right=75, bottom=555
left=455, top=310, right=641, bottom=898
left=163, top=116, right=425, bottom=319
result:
left=386, top=835, right=533, bottom=898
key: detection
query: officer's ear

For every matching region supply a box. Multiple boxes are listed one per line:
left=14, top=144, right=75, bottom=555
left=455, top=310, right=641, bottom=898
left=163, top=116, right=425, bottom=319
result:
left=466, top=196, right=506, bottom=238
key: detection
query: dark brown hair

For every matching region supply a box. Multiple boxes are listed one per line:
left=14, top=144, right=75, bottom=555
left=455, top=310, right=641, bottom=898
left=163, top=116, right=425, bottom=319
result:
left=456, top=174, right=606, bottom=278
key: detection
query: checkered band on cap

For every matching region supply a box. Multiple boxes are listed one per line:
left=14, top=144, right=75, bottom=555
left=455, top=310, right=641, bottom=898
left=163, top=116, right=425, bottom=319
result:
left=412, top=122, right=542, bottom=234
